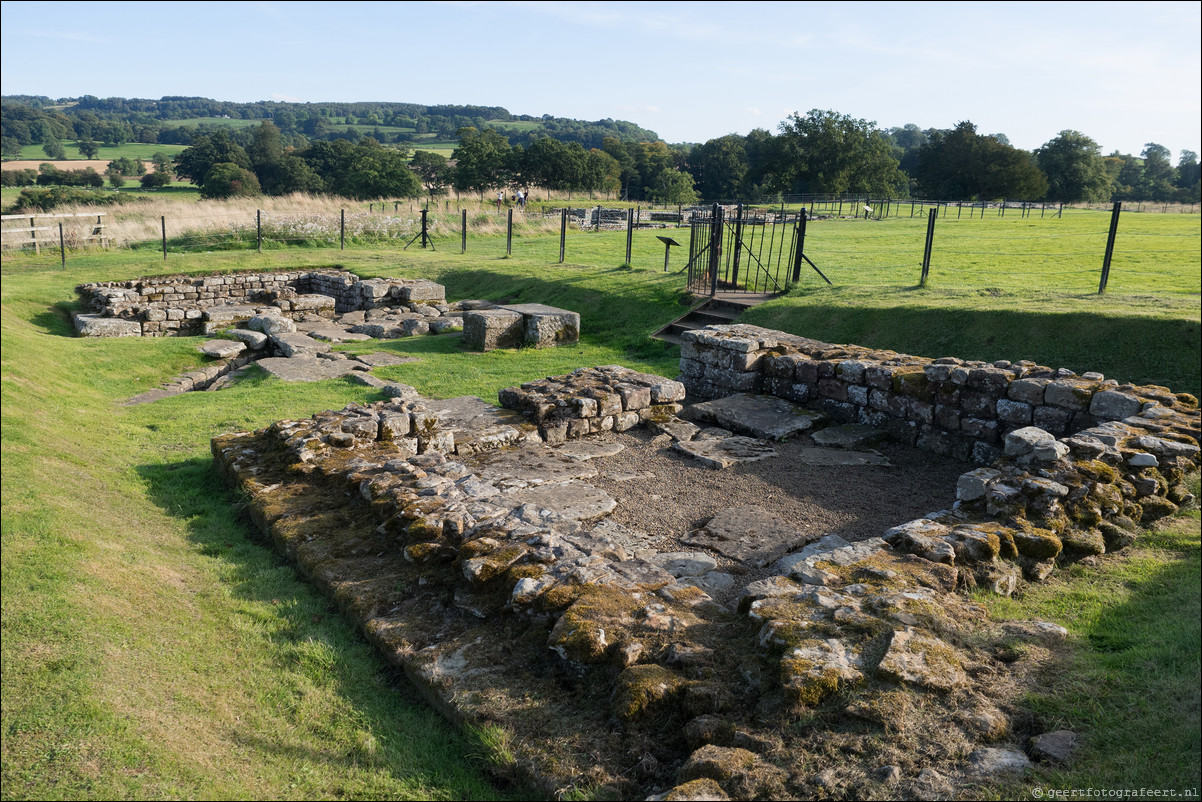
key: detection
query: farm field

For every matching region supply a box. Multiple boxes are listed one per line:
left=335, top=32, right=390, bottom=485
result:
left=2, top=225, right=1199, bottom=799
left=7, top=143, right=187, bottom=163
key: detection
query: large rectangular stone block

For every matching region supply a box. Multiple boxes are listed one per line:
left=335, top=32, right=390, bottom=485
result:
left=463, top=309, right=524, bottom=351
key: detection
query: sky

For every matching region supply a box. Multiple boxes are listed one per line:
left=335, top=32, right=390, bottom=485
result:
left=2, top=0, right=1199, bottom=159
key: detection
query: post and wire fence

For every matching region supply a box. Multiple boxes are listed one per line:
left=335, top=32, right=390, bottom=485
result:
left=2, top=199, right=1197, bottom=298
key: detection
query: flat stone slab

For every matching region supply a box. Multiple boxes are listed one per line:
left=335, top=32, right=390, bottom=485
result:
left=229, top=328, right=269, bottom=350
left=300, top=323, right=373, bottom=343
left=198, top=339, right=246, bottom=359
left=650, top=551, right=719, bottom=578
left=355, top=352, right=419, bottom=367
left=202, top=304, right=261, bottom=325
left=505, top=481, right=617, bottom=522
left=412, top=396, right=533, bottom=455
left=795, top=448, right=891, bottom=466
left=272, top=332, right=330, bottom=358
left=256, top=357, right=361, bottom=382
left=687, top=394, right=828, bottom=441
left=553, top=440, right=626, bottom=461
left=684, top=505, right=814, bottom=568
left=74, top=313, right=141, bottom=337
left=499, top=303, right=580, bottom=347
left=463, top=309, right=524, bottom=351
left=810, top=424, right=888, bottom=449
left=673, top=436, right=778, bottom=469
left=471, top=445, right=598, bottom=489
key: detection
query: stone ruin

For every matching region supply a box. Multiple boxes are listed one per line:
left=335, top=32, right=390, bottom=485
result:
left=73, top=268, right=579, bottom=353
left=74, top=269, right=581, bottom=403
left=210, top=325, right=1200, bottom=799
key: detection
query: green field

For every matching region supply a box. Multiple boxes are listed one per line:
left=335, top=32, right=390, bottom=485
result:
left=2, top=223, right=1199, bottom=799
left=8, top=143, right=188, bottom=163
left=157, top=117, right=270, bottom=130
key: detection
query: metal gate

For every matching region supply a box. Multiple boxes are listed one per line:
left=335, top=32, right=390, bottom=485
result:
left=685, top=203, right=803, bottom=296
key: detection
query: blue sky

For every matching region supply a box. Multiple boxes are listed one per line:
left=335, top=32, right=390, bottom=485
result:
left=2, top=0, right=1199, bottom=159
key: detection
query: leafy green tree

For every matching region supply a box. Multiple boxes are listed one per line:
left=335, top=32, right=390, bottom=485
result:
left=298, top=138, right=420, bottom=199
left=1141, top=143, right=1175, bottom=201
left=248, top=122, right=322, bottom=195
left=1, top=136, right=22, bottom=157
left=106, top=170, right=125, bottom=188
left=1035, top=130, right=1113, bottom=202
left=77, top=136, right=100, bottom=159
left=140, top=171, right=173, bottom=189
left=650, top=167, right=699, bottom=205
left=452, top=126, right=510, bottom=198
left=583, top=149, right=621, bottom=198
left=410, top=150, right=452, bottom=197
left=689, top=134, right=748, bottom=201
left=174, top=130, right=252, bottom=186
left=151, top=152, right=174, bottom=174
left=1174, top=151, right=1200, bottom=203
left=200, top=162, right=261, bottom=198
left=778, top=110, right=904, bottom=195
left=42, top=138, right=65, bottom=160
left=916, top=121, right=1047, bottom=199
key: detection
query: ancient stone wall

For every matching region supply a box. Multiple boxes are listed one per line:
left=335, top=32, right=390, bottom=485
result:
left=74, top=269, right=446, bottom=337
left=679, top=324, right=1197, bottom=465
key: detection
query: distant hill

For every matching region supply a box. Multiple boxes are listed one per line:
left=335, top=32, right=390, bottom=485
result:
left=1, top=95, right=661, bottom=155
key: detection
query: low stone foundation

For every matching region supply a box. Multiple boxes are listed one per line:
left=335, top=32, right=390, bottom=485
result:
left=74, top=268, right=447, bottom=337
left=679, top=324, right=1197, bottom=464
left=210, top=345, right=1200, bottom=799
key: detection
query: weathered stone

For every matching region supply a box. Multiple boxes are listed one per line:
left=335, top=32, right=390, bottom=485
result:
left=248, top=313, right=296, bottom=335
left=1030, top=730, right=1078, bottom=764
left=504, top=481, right=616, bottom=522
left=876, top=627, right=968, bottom=691
left=967, top=748, right=1031, bottom=776
left=687, top=394, right=828, bottom=441
left=673, top=436, right=778, bottom=469
left=652, top=552, right=719, bottom=578
left=463, top=309, right=524, bottom=351
left=500, top=303, right=580, bottom=347
left=355, top=351, right=417, bottom=367
left=793, top=448, right=890, bottom=466
left=228, top=328, right=269, bottom=350
left=685, top=506, right=813, bottom=568
left=74, top=313, right=141, bottom=337
left=255, top=357, right=361, bottom=382
left=198, top=339, right=246, bottom=359
left=780, top=639, right=863, bottom=704
left=809, top=424, right=887, bottom=449
left=1089, top=390, right=1143, bottom=421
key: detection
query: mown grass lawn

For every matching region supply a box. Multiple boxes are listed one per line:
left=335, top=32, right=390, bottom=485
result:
left=2, top=225, right=1198, bottom=799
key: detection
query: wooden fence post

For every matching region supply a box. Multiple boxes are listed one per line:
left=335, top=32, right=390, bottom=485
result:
left=161, top=216, right=167, bottom=260
left=59, top=222, right=65, bottom=267
left=340, top=209, right=345, bottom=250
left=257, top=209, right=262, bottom=252
left=507, top=208, right=513, bottom=256
left=461, top=209, right=467, bottom=254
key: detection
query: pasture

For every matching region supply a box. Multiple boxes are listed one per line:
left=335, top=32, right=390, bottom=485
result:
left=1, top=221, right=1199, bottom=799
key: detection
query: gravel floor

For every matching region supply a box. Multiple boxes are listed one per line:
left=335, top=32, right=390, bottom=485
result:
left=583, top=427, right=970, bottom=567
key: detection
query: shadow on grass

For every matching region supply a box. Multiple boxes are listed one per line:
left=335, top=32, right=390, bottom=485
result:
left=742, top=303, right=1202, bottom=397
left=133, top=455, right=511, bottom=799
left=31, top=301, right=78, bottom=337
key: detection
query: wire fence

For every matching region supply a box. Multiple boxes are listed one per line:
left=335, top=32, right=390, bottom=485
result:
left=3, top=202, right=1198, bottom=297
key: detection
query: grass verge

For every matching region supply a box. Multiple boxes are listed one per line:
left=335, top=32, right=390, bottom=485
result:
left=978, top=476, right=1201, bottom=798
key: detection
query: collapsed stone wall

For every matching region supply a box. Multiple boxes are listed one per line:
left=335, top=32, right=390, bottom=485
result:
left=679, top=324, right=1197, bottom=465
left=74, top=269, right=446, bottom=337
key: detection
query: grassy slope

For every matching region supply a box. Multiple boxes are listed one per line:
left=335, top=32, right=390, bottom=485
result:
left=1, top=226, right=1199, bottom=798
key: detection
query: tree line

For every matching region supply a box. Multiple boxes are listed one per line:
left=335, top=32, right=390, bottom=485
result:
left=4, top=97, right=1199, bottom=207
left=0, top=95, right=659, bottom=154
